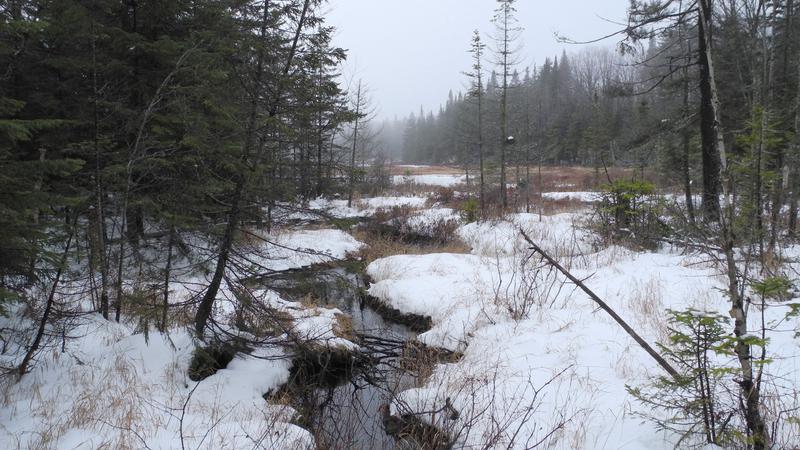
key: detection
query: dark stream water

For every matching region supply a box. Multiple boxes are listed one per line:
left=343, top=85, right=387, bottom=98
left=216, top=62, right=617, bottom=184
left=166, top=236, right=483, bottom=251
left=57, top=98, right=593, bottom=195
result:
left=263, top=265, right=421, bottom=449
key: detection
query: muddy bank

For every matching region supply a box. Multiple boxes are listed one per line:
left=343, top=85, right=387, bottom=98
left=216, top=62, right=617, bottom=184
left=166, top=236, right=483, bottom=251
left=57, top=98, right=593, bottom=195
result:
left=359, top=291, right=433, bottom=333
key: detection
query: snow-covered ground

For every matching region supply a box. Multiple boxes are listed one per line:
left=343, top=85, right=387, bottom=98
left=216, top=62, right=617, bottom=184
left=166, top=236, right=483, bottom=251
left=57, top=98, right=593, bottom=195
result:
left=0, top=227, right=365, bottom=450
left=392, top=174, right=466, bottom=187
left=404, top=207, right=460, bottom=231
left=541, top=191, right=599, bottom=202
left=287, top=196, right=429, bottom=220
left=247, top=228, right=363, bottom=272
left=3, top=187, right=799, bottom=449
left=367, top=210, right=800, bottom=449
left=0, top=311, right=311, bottom=449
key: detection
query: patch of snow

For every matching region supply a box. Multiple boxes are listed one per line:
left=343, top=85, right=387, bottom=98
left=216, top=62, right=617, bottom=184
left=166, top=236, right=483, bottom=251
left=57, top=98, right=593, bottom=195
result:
left=0, top=313, right=312, bottom=449
left=392, top=174, right=467, bottom=187
left=246, top=228, right=364, bottom=272
left=254, top=289, right=357, bottom=350
left=401, top=208, right=462, bottom=236
left=541, top=191, right=599, bottom=202
left=358, top=196, right=427, bottom=210
left=298, top=196, right=428, bottom=219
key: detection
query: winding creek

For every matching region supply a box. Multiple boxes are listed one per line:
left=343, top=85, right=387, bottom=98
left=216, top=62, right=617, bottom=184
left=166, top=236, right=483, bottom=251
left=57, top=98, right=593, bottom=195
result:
left=261, top=263, right=431, bottom=449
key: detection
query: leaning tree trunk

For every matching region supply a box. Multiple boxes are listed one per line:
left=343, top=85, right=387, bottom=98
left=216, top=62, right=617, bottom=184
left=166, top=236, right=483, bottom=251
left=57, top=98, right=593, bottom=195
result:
left=18, top=214, right=76, bottom=379
left=194, top=182, right=242, bottom=336
left=193, top=0, right=312, bottom=337
left=520, top=229, right=679, bottom=379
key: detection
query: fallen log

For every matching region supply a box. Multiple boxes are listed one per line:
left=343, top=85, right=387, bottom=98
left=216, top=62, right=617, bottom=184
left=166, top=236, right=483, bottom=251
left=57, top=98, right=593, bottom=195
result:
left=519, top=228, right=679, bottom=379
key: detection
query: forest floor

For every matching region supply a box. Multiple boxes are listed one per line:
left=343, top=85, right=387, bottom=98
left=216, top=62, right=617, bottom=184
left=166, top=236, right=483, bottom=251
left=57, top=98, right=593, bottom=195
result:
left=1, top=165, right=798, bottom=449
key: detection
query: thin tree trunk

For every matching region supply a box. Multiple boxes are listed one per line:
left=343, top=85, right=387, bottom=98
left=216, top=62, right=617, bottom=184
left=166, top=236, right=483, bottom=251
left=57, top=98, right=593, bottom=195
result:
left=498, top=3, right=512, bottom=210
left=760, top=5, right=777, bottom=256
left=721, top=222, right=769, bottom=449
left=790, top=184, right=798, bottom=237
left=194, top=182, right=242, bottom=336
left=709, top=2, right=769, bottom=442
left=500, top=61, right=508, bottom=209
left=161, top=226, right=174, bottom=332
left=478, top=83, right=486, bottom=218
left=91, top=20, right=110, bottom=319
left=788, top=0, right=799, bottom=237
left=682, top=38, right=696, bottom=223
left=524, top=94, right=532, bottom=214
left=347, top=81, right=362, bottom=208
left=754, top=107, right=765, bottom=256
left=791, top=37, right=800, bottom=237
left=18, top=214, right=76, bottom=379
left=538, top=147, right=543, bottom=221
left=791, top=51, right=800, bottom=236
left=770, top=0, right=795, bottom=249
left=698, top=0, right=724, bottom=221
left=194, top=0, right=270, bottom=336
left=113, top=45, right=195, bottom=323
left=26, top=148, right=47, bottom=281
left=316, top=103, right=324, bottom=197
left=696, top=343, right=713, bottom=444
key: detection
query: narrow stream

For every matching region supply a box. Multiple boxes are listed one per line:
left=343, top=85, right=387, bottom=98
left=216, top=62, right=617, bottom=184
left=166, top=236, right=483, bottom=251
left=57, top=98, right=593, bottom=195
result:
left=263, top=265, right=421, bottom=449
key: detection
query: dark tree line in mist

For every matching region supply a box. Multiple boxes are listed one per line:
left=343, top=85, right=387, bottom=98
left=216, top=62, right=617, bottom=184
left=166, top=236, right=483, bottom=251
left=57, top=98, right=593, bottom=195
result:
left=388, top=0, right=799, bottom=228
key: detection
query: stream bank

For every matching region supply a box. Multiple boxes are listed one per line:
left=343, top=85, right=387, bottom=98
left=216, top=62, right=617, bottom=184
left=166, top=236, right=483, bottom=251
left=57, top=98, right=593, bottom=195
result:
left=260, top=261, right=458, bottom=449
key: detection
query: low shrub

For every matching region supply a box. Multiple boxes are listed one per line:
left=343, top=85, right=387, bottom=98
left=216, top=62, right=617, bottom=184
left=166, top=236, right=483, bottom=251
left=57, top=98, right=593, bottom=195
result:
left=431, top=186, right=456, bottom=205
left=591, top=179, right=668, bottom=248
left=456, top=198, right=479, bottom=223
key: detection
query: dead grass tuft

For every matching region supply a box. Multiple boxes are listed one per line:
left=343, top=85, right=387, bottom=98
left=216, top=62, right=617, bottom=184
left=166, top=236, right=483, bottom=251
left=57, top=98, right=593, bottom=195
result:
left=332, top=313, right=356, bottom=342
left=625, top=278, right=667, bottom=342
left=353, top=229, right=470, bottom=264
left=390, top=165, right=464, bottom=176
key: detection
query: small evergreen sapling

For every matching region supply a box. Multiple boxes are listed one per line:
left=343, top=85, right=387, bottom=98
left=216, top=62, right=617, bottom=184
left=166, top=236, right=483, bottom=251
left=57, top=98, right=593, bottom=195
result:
left=628, top=308, right=737, bottom=447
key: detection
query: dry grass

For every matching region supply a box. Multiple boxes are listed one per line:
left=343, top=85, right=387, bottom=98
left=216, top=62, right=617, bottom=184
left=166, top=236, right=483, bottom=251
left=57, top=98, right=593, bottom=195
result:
left=332, top=313, right=356, bottom=342
left=625, top=278, right=668, bottom=342
left=1, top=330, right=307, bottom=450
left=611, top=344, right=637, bottom=380
left=528, top=197, right=589, bottom=216
left=352, top=229, right=470, bottom=264
left=390, top=165, right=464, bottom=176
left=299, top=293, right=320, bottom=310
left=528, top=166, right=661, bottom=192
left=400, top=341, right=461, bottom=386
left=392, top=181, right=465, bottom=197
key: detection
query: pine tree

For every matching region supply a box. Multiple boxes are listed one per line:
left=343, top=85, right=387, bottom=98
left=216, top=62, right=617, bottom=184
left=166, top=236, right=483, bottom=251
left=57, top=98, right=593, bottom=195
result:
left=491, top=0, right=522, bottom=209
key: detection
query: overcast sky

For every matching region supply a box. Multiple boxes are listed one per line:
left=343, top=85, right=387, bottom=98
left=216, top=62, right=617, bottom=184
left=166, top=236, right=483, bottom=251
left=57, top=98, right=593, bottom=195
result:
left=325, top=0, right=631, bottom=120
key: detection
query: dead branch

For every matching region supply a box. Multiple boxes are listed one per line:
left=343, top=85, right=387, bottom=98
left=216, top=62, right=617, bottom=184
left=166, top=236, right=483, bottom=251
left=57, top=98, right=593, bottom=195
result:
left=519, top=228, right=680, bottom=379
